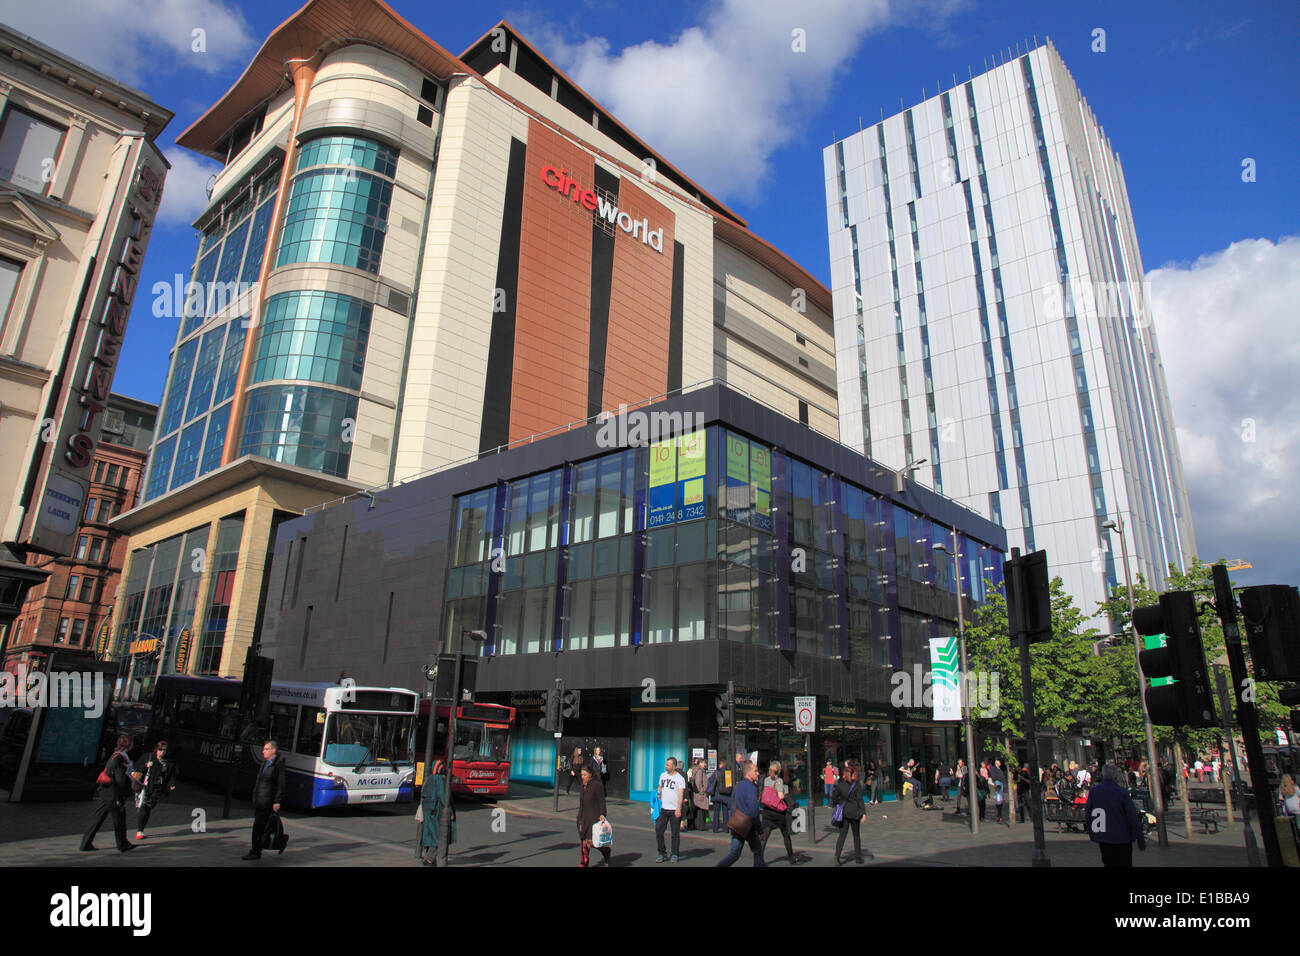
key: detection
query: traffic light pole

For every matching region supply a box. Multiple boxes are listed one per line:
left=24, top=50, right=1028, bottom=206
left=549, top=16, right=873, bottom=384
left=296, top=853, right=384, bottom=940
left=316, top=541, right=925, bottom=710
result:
left=1007, top=549, right=1049, bottom=867
left=1110, top=517, right=1169, bottom=847
left=1211, top=563, right=1282, bottom=867
left=551, top=677, right=563, bottom=813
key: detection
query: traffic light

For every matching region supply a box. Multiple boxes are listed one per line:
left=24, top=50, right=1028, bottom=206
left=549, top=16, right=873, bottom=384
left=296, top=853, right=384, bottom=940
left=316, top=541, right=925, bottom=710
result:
left=715, top=682, right=734, bottom=727
left=539, top=685, right=560, bottom=731
left=1239, top=585, right=1300, bottom=682
left=1134, top=591, right=1216, bottom=728
left=561, top=688, right=581, bottom=720
left=1004, top=550, right=1052, bottom=643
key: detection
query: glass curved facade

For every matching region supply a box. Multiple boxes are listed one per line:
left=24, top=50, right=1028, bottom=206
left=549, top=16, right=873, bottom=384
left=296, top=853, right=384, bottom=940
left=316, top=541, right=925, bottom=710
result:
left=251, top=291, right=372, bottom=391
left=274, top=135, right=398, bottom=275
left=239, top=384, right=358, bottom=477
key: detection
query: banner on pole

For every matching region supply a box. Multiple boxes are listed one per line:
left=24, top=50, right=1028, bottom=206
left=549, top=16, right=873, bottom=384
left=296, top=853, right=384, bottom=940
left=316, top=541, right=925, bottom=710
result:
left=930, top=637, right=961, bottom=721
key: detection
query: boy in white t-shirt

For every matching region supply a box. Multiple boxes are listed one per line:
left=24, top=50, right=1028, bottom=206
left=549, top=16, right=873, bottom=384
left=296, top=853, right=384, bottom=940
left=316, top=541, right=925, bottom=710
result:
left=655, top=757, right=687, bottom=862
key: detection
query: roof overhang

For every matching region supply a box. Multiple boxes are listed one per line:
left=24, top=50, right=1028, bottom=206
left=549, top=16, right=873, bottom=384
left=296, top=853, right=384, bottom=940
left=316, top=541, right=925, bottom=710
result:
left=175, top=0, right=474, bottom=159
left=109, top=455, right=364, bottom=533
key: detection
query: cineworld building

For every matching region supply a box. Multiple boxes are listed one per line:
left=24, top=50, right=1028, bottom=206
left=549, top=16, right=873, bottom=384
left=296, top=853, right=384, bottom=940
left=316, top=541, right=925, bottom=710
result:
left=262, top=384, right=1006, bottom=802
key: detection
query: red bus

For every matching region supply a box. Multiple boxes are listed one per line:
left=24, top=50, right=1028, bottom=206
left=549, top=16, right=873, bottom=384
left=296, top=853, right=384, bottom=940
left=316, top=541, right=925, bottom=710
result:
left=415, top=701, right=514, bottom=797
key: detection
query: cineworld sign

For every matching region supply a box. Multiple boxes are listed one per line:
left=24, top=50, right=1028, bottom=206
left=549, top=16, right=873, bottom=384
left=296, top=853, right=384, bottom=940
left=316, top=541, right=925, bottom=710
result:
left=540, top=165, right=664, bottom=254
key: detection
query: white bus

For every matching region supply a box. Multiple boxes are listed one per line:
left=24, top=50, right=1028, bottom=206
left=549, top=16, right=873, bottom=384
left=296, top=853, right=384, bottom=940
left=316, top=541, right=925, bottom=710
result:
left=150, top=676, right=419, bottom=809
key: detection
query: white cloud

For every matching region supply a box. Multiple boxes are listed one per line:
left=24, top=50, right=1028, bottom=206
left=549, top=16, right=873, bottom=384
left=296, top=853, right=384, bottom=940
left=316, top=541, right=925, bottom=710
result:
left=156, top=147, right=220, bottom=228
left=1147, top=236, right=1300, bottom=588
left=524, top=0, right=965, bottom=202
left=0, top=0, right=256, bottom=85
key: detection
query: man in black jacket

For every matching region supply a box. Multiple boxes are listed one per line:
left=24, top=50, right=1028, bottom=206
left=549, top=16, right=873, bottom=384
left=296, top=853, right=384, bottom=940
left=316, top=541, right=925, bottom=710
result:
left=243, top=740, right=285, bottom=860
left=81, top=734, right=136, bottom=852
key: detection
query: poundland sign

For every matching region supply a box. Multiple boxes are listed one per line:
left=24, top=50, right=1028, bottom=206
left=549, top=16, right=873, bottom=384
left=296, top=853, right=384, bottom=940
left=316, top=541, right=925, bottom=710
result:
left=541, top=165, right=665, bottom=254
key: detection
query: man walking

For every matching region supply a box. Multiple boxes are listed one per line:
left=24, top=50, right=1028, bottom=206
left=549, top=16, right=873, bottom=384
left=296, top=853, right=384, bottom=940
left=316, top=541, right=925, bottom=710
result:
left=243, top=740, right=285, bottom=861
left=1084, top=763, right=1146, bottom=866
left=655, top=757, right=686, bottom=863
left=716, top=760, right=766, bottom=867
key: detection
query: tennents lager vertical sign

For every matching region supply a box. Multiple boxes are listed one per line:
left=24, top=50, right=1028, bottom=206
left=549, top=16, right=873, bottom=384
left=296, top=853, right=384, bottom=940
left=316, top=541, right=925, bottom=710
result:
left=26, top=141, right=166, bottom=555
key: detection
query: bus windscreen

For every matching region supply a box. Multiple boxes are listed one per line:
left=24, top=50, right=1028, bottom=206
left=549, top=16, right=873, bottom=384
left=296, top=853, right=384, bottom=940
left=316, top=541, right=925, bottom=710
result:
left=322, top=712, right=415, bottom=769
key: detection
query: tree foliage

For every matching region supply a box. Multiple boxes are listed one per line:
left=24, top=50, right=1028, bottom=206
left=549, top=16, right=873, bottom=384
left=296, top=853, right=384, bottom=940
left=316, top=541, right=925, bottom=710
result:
left=961, top=557, right=1286, bottom=763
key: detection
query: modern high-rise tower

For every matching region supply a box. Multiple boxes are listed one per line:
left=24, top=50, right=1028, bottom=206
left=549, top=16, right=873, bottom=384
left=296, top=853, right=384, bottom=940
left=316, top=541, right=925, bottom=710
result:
left=823, top=40, right=1196, bottom=617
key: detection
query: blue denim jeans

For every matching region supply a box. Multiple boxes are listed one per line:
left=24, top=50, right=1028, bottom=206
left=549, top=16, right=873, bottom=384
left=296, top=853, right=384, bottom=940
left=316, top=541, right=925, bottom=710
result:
left=715, top=828, right=766, bottom=867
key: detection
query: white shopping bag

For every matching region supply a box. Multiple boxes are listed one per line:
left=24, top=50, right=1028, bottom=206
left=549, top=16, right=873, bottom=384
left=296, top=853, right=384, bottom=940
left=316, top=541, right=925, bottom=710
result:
left=592, top=819, right=613, bottom=848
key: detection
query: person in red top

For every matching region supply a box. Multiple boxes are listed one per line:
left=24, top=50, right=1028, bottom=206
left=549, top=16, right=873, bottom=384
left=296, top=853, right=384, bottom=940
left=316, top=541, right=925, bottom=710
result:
left=822, top=759, right=839, bottom=807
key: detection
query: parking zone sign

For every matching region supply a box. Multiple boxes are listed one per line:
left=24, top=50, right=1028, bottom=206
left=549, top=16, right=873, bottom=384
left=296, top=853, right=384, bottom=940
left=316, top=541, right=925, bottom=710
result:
left=795, top=696, right=816, bottom=733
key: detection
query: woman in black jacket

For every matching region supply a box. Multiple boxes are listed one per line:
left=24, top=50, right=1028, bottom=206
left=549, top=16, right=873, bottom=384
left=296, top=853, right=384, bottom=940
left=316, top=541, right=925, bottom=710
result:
left=576, top=764, right=610, bottom=866
left=831, top=760, right=872, bottom=865
left=80, top=735, right=135, bottom=852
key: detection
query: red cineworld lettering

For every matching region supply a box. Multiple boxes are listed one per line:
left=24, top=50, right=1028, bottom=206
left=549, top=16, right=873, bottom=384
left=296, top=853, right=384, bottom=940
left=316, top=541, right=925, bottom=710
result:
left=539, top=164, right=664, bottom=254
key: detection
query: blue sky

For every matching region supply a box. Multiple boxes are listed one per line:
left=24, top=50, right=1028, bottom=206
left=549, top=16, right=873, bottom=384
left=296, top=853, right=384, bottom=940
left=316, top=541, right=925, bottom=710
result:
left=4, top=0, right=1295, bottom=587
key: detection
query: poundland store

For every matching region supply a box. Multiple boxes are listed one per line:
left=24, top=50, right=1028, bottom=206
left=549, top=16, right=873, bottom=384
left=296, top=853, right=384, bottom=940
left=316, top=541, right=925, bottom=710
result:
left=260, top=385, right=1005, bottom=801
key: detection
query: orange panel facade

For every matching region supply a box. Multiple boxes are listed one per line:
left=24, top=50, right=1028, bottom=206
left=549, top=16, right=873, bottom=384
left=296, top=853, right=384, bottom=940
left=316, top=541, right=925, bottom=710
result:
left=510, top=122, right=595, bottom=443
left=603, top=176, right=675, bottom=411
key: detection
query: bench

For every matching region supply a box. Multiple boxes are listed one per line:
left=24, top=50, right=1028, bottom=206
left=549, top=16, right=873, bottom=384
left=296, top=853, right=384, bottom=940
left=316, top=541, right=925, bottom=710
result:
left=1043, top=800, right=1087, bottom=833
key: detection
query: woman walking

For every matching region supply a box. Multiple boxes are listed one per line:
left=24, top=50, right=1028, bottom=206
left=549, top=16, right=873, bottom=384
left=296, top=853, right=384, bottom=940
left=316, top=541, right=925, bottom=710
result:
left=868, top=759, right=882, bottom=804
left=759, top=760, right=798, bottom=865
left=576, top=764, right=610, bottom=866
left=131, top=739, right=178, bottom=840
left=419, top=759, right=455, bottom=866
left=831, top=760, right=872, bottom=864
left=565, top=746, right=584, bottom=795
left=688, top=758, right=711, bottom=831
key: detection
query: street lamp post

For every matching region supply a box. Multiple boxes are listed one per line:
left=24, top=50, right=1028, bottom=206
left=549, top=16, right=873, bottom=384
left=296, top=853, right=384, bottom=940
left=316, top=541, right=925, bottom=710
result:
left=1102, top=515, right=1169, bottom=848
left=440, top=627, right=486, bottom=866
left=935, top=531, right=977, bottom=835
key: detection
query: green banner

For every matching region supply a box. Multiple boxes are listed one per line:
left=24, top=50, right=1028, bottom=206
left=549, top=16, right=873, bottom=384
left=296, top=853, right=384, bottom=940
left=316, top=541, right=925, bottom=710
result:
left=750, top=442, right=771, bottom=529
left=725, top=431, right=749, bottom=521
left=648, top=438, right=676, bottom=527
left=677, top=432, right=706, bottom=521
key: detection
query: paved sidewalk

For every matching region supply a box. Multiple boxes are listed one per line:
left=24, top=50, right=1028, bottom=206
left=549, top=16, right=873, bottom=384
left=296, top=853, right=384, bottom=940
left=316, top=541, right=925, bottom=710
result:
left=0, top=781, right=1259, bottom=867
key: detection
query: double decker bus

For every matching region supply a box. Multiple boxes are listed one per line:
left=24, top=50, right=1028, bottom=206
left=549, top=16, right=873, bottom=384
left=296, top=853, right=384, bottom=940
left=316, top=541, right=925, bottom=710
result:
left=415, top=700, right=515, bottom=797
left=149, top=675, right=419, bottom=809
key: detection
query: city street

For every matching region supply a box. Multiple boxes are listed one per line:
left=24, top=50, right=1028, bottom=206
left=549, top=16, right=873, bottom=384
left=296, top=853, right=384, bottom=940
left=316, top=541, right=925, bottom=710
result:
left=0, top=781, right=1257, bottom=867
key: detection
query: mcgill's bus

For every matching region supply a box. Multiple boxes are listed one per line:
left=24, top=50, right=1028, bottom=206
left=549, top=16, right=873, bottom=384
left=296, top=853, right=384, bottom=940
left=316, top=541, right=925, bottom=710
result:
left=415, top=700, right=515, bottom=797
left=149, top=675, right=419, bottom=809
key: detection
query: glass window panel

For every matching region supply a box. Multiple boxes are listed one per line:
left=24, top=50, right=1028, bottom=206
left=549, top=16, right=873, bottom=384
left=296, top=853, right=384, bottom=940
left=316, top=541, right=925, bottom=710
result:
left=647, top=527, right=674, bottom=569
left=571, top=461, right=597, bottom=544
left=497, top=591, right=521, bottom=655
left=566, top=579, right=591, bottom=651
left=568, top=542, right=591, bottom=580
left=593, top=538, right=619, bottom=577
left=0, top=108, right=64, bottom=192
left=676, top=520, right=706, bottom=564
left=521, top=587, right=549, bottom=654
left=591, top=576, right=617, bottom=649
left=596, top=454, right=621, bottom=538
left=506, top=482, right=527, bottom=557
left=676, top=564, right=708, bottom=642
left=645, top=569, right=674, bottom=645
left=0, top=257, right=22, bottom=322
left=527, top=473, right=551, bottom=552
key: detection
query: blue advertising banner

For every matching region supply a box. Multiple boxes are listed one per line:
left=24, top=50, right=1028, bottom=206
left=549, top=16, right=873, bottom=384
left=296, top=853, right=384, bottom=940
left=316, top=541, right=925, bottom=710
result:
left=648, top=438, right=676, bottom=528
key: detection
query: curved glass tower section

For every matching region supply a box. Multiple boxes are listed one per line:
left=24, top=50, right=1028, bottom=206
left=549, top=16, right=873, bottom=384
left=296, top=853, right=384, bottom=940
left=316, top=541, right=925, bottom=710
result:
left=275, top=134, right=397, bottom=274
left=239, top=289, right=374, bottom=476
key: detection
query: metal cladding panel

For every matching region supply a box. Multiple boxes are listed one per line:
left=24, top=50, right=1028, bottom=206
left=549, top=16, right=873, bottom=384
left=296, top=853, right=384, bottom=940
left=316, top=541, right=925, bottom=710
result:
left=264, top=385, right=1006, bottom=693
